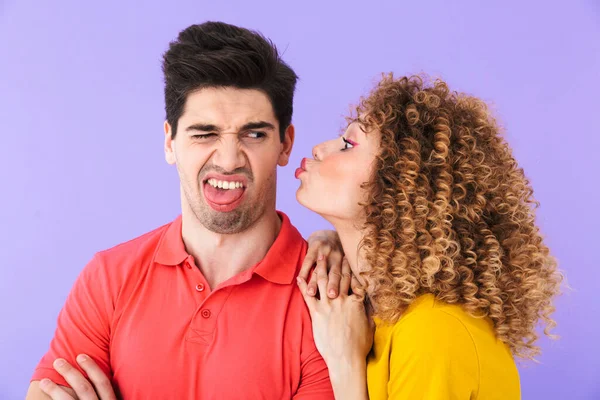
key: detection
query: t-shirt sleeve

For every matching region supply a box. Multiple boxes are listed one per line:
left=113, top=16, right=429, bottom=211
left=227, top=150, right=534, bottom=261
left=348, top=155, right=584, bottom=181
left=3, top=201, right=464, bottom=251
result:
left=387, top=309, right=480, bottom=400
left=293, top=347, right=335, bottom=399
left=292, top=299, right=334, bottom=399
left=31, top=253, right=114, bottom=387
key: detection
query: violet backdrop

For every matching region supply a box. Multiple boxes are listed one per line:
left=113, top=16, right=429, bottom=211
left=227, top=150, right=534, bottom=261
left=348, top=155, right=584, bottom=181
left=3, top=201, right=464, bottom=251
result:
left=1, top=0, right=599, bottom=399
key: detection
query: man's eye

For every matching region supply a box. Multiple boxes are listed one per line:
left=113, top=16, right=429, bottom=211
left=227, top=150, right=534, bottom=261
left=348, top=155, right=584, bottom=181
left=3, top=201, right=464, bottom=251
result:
left=247, top=131, right=266, bottom=139
left=192, top=133, right=217, bottom=139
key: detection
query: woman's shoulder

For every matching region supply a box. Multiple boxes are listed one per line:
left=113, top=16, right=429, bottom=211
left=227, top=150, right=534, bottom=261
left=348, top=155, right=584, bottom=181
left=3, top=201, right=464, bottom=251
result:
left=370, top=295, right=481, bottom=396
left=376, top=293, right=512, bottom=364
left=380, top=294, right=479, bottom=351
left=385, top=293, right=495, bottom=336
left=371, top=298, right=519, bottom=399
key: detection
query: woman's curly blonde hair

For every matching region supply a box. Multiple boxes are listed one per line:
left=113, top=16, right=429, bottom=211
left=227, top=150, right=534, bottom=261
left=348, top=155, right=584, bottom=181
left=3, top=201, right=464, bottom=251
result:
left=355, top=74, right=562, bottom=359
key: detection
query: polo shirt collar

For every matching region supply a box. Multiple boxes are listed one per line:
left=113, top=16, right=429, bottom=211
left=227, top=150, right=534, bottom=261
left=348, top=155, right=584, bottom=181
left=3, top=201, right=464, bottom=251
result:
left=153, top=212, right=304, bottom=285
left=154, top=215, right=188, bottom=266
left=252, top=212, right=304, bottom=285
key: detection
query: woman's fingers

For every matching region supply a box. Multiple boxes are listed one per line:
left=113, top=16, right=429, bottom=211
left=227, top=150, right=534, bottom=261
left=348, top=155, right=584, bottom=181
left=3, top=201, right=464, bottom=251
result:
left=339, top=257, right=352, bottom=295
left=351, top=273, right=365, bottom=297
left=297, top=276, right=318, bottom=313
left=299, top=244, right=319, bottom=285
left=316, top=261, right=329, bottom=301
left=306, top=253, right=323, bottom=296
left=325, top=253, right=343, bottom=298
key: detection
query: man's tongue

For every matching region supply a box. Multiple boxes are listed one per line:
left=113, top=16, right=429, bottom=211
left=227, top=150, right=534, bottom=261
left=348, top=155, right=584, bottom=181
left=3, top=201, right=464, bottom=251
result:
left=204, top=182, right=245, bottom=205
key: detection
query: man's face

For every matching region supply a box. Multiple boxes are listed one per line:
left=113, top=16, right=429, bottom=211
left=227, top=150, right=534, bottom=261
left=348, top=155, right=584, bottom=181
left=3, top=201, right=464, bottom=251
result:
left=164, top=87, right=294, bottom=234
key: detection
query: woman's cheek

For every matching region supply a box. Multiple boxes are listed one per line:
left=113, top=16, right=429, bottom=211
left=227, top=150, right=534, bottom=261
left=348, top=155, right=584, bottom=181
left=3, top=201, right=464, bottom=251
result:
left=322, top=154, right=353, bottom=179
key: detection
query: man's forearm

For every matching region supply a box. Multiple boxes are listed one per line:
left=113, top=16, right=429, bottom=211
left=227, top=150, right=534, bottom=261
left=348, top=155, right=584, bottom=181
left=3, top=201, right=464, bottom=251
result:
left=26, top=381, right=77, bottom=400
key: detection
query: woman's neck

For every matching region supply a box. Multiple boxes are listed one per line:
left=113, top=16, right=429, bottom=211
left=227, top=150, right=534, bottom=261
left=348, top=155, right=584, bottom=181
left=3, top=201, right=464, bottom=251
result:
left=329, top=219, right=369, bottom=286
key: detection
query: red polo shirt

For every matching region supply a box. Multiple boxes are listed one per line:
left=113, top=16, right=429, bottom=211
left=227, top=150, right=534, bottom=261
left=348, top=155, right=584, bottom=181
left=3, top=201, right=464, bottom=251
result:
left=32, top=212, right=334, bottom=399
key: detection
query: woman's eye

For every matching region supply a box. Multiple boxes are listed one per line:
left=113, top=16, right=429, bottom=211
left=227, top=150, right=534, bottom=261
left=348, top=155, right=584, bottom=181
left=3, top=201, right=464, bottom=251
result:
left=342, top=137, right=354, bottom=150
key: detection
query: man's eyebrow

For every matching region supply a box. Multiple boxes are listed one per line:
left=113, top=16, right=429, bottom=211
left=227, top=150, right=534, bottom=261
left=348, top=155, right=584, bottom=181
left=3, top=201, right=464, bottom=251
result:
left=186, top=123, right=220, bottom=132
left=240, top=121, right=276, bottom=131
left=184, top=121, right=275, bottom=134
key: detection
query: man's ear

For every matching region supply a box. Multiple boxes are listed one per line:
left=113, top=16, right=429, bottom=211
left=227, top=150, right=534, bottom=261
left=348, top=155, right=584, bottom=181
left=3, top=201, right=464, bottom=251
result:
left=164, top=121, right=176, bottom=165
left=278, top=124, right=295, bottom=167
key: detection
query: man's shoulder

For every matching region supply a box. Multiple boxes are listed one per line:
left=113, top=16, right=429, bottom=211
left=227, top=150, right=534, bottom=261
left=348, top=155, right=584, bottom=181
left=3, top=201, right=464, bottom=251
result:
left=93, top=218, right=175, bottom=268
left=276, top=211, right=308, bottom=254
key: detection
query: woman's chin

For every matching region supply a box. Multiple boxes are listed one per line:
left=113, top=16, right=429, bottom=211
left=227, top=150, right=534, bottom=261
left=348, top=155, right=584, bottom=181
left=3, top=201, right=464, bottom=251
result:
left=295, top=189, right=320, bottom=214
left=295, top=190, right=310, bottom=209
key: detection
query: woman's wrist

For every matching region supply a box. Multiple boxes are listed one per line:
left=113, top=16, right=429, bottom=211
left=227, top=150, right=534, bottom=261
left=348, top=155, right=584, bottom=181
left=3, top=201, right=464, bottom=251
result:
left=328, top=356, right=368, bottom=400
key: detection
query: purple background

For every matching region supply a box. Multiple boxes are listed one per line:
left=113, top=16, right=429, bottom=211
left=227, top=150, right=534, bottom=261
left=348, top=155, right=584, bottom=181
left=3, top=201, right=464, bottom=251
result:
left=1, top=1, right=599, bottom=398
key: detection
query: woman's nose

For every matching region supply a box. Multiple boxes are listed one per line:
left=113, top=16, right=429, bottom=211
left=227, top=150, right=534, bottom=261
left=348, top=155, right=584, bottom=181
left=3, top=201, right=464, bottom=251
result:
left=312, top=139, right=336, bottom=161
left=312, top=143, right=322, bottom=161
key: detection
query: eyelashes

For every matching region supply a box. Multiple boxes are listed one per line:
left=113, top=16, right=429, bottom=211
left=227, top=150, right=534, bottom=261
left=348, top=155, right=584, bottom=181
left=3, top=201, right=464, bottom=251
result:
left=341, top=137, right=357, bottom=151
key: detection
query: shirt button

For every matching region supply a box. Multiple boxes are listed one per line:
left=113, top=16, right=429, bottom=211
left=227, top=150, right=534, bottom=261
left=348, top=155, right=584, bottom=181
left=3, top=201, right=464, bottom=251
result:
left=201, top=309, right=211, bottom=318
left=195, top=283, right=205, bottom=292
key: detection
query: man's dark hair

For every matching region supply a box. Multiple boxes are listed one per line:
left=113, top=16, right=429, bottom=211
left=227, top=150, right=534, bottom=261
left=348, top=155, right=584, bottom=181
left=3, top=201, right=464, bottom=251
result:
left=162, top=22, right=298, bottom=141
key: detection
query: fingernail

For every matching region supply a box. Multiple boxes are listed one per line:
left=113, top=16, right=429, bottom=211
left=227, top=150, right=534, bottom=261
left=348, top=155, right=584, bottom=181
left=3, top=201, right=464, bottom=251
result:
left=318, top=254, right=324, bottom=260
left=77, top=354, right=88, bottom=363
left=54, top=359, right=65, bottom=368
left=329, top=290, right=336, bottom=297
left=308, top=288, right=315, bottom=295
left=40, top=378, right=50, bottom=387
left=296, top=277, right=301, bottom=285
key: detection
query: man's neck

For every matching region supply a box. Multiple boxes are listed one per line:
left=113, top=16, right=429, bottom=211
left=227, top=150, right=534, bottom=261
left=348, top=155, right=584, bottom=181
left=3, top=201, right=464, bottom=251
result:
left=181, top=209, right=282, bottom=290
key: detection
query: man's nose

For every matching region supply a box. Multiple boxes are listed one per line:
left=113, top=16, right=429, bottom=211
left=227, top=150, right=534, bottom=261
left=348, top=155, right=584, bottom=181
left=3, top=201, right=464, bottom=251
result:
left=211, top=137, right=246, bottom=172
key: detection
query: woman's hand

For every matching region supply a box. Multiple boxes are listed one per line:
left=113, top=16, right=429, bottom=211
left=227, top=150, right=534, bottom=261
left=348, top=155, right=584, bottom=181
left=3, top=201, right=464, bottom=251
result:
left=299, top=230, right=344, bottom=299
left=297, top=257, right=373, bottom=399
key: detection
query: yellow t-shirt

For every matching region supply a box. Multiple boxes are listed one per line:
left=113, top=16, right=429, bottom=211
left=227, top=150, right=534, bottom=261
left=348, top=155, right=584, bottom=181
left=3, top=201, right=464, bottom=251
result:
left=366, top=294, right=520, bottom=399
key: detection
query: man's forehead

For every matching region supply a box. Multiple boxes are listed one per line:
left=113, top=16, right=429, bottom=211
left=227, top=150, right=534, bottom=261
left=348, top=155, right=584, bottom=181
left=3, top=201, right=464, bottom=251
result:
left=181, top=87, right=277, bottom=128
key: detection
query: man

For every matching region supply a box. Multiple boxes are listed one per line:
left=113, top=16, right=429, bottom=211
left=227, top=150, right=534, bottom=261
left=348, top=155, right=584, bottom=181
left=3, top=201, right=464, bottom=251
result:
left=26, top=22, right=344, bottom=399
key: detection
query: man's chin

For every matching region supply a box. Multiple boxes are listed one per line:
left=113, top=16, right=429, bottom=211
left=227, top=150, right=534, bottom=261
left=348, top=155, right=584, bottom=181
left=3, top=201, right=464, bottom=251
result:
left=192, top=202, right=256, bottom=235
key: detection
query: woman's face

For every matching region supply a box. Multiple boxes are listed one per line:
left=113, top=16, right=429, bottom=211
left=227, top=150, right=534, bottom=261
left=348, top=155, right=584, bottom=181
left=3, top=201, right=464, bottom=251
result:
left=295, top=122, right=380, bottom=223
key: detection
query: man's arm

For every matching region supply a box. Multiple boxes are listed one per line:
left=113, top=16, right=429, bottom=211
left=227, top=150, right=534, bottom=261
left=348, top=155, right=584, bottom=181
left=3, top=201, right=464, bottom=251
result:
left=26, top=355, right=117, bottom=400
left=293, top=348, right=335, bottom=399
left=292, top=285, right=335, bottom=399
left=28, top=254, right=114, bottom=395
left=26, top=381, right=77, bottom=400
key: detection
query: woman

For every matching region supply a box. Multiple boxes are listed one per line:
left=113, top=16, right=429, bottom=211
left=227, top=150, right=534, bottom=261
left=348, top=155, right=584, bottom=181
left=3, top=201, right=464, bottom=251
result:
left=295, top=74, right=562, bottom=399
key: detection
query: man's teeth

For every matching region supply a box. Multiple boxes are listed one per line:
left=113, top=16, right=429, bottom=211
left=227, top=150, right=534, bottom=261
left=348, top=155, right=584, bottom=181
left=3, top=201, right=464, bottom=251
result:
left=207, top=179, right=244, bottom=190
